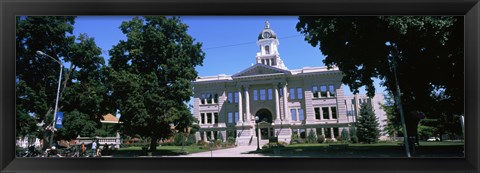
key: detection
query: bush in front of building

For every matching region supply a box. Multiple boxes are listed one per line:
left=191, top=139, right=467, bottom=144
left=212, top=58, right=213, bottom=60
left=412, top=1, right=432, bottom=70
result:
left=317, top=135, right=325, bottom=143
left=227, top=137, right=235, bottom=145
left=186, top=134, right=196, bottom=146
left=307, top=129, right=317, bottom=143
left=341, top=129, right=350, bottom=141
left=357, top=103, right=380, bottom=144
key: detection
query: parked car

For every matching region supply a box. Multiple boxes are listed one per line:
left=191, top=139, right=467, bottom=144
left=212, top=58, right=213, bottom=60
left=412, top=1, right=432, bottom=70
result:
left=427, top=137, right=440, bottom=142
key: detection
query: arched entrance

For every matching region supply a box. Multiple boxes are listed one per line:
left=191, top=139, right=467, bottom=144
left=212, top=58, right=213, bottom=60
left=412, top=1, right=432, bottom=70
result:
left=255, top=109, right=274, bottom=140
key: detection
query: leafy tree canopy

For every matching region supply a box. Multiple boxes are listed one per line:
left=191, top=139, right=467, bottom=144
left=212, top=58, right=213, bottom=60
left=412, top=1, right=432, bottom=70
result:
left=108, top=16, right=205, bottom=151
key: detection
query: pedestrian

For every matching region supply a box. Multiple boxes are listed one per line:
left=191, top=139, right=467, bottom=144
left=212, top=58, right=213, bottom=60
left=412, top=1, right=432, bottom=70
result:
left=81, top=143, right=85, bottom=156
left=91, top=141, right=97, bottom=157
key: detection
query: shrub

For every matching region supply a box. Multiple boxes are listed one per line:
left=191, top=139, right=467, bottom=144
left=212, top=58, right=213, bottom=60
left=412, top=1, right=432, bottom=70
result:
left=227, top=137, right=235, bottom=145
left=317, top=135, right=325, bottom=143
left=216, top=132, right=224, bottom=142
left=291, top=133, right=300, bottom=144
left=173, top=133, right=185, bottom=146
left=186, top=134, right=196, bottom=146
left=325, top=138, right=335, bottom=143
left=350, top=136, right=359, bottom=143
left=307, top=129, right=317, bottom=143
left=341, top=128, right=350, bottom=141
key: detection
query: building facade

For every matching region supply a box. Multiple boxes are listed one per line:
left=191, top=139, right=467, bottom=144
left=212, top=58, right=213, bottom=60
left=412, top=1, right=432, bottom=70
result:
left=193, top=22, right=387, bottom=146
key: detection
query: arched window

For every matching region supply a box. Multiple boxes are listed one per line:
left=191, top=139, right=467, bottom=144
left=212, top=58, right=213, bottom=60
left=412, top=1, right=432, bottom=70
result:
left=265, top=45, right=270, bottom=54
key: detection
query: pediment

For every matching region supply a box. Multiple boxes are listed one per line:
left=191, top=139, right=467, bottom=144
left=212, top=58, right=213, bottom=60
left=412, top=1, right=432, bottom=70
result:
left=232, top=63, right=291, bottom=78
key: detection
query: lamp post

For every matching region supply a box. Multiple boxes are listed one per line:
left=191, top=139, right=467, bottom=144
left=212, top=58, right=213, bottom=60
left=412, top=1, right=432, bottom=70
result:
left=36, top=51, right=63, bottom=147
left=255, top=116, right=260, bottom=151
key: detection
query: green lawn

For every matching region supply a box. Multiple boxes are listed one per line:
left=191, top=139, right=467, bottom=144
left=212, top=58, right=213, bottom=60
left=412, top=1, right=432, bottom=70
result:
left=256, top=141, right=464, bottom=158
left=112, top=145, right=209, bottom=157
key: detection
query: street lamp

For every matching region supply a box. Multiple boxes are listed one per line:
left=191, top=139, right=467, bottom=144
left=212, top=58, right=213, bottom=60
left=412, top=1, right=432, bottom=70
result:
left=255, top=116, right=260, bottom=151
left=36, top=51, right=63, bottom=147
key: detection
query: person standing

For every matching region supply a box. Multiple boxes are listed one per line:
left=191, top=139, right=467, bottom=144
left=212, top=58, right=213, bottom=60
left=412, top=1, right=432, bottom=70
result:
left=91, top=141, right=97, bottom=157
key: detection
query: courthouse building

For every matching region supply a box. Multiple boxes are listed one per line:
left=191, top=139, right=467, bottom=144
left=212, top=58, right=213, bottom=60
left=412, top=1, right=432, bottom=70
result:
left=193, top=21, right=387, bottom=146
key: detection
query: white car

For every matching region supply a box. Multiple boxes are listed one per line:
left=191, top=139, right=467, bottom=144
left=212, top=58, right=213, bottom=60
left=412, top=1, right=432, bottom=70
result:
left=427, top=137, right=440, bottom=142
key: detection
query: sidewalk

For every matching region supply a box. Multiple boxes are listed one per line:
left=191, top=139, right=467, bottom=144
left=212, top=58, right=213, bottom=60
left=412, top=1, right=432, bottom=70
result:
left=175, top=146, right=267, bottom=157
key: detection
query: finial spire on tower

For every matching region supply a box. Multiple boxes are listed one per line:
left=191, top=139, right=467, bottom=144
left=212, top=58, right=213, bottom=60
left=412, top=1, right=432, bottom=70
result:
left=265, top=21, right=270, bottom=29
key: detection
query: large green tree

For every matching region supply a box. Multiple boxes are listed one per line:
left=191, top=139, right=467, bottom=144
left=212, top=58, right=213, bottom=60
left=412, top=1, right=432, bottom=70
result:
left=297, top=16, right=463, bottom=147
left=108, top=16, right=204, bottom=151
left=356, top=103, right=380, bottom=144
left=16, top=17, right=109, bottom=147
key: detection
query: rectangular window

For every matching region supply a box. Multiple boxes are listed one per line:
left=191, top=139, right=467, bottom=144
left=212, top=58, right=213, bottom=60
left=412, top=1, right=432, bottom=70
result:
left=268, top=89, right=273, bottom=100
left=207, top=113, right=212, bottom=124
left=297, top=88, right=303, bottom=99
left=206, top=131, right=211, bottom=141
left=329, top=85, right=335, bottom=97
left=234, top=112, right=239, bottom=123
left=214, top=94, right=218, bottom=103
left=272, top=59, right=276, bottom=65
left=290, top=109, right=297, bottom=121
left=314, top=107, right=321, bottom=120
left=213, top=131, right=218, bottom=140
left=312, top=85, right=318, bottom=98
left=333, top=128, right=339, bottom=138
left=320, top=86, right=327, bottom=97
left=279, top=88, right=283, bottom=97
left=331, top=107, right=337, bottom=119
left=253, top=90, right=258, bottom=101
left=322, top=107, right=329, bottom=119
left=201, top=94, right=206, bottom=104
left=324, top=128, right=332, bottom=138
left=260, top=89, right=266, bottom=100
left=234, top=92, right=239, bottom=103
left=290, top=88, right=295, bottom=100
left=228, top=92, right=233, bottom=103
left=228, top=112, right=233, bottom=124
left=201, top=113, right=205, bottom=124
left=298, top=109, right=304, bottom=121
left=214, top=113, right=218, bottom=124
left=359, top=99, right=363, bottom=105
left=207, top=94, right=212, bottom=104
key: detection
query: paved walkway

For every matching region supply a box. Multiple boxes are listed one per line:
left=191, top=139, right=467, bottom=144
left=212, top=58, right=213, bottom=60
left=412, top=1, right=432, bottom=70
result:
left=175, top=146, right=267, bottom=157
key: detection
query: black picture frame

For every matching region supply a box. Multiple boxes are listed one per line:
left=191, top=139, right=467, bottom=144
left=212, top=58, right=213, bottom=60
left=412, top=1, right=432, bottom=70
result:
left=1, top=0, right=478, bottom=173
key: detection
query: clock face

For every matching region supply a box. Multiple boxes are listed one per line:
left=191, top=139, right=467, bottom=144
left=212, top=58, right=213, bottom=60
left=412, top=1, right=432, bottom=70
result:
left=263, top=32, right=271, bottom=38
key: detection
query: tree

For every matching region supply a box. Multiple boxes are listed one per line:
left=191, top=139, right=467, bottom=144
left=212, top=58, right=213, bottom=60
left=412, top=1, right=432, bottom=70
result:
left=108, top=16, right=205, bottom=151
left=16, top=17, right=110, bottom=147
left=356, top=103, right=380, bottom=144
left=381, top=92, right=402, bottom=138
left=297, top=16, right=463, bottom=148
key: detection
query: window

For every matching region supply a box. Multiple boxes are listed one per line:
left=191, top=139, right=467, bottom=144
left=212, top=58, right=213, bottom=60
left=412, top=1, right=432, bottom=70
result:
left=228, top=92, right=233, bottom=103
left=333, top=128, right=340, bottom=138
left=207, top=94, right=212, bottom=104
left=298, top=109, right=304, bottom=121
left=260, top=89, right=266, bottom=100
left=234, top=112, right=239, bottom=123
left=292, top=129, right=298, bottom=135
left=228, top=112, right=233, bottom=123
left=265, top=45, right=270, bottom=54
left=316, top=128, right=323, bottom=136
left=234, top=92, right=239, bottom=103
left=314, top=108, right=321, bottom=120
left=320, top=85, right=327, bottom=97
left=253, top=90, right=258, bottom=101
left=213, top=131, right=218, bottom=140
left=359, top=99, right=363, bottom=104
left=328, top=85, right=335, bottom=97
left=262, top=59, right=265, bottom=65
left=331, top=107, right=337, bottom=119
left=297, top=88, right=303, bottom=99
left=214, top=113, right=218, bottom=124
left=214, top=94, right=218, bottom=103
left=268, top=89, right=273, bottom=100
left=201, top=94, right=206, bottom=104
left=207, top=113, right=212, bottom=124
left=322, top=107, right=329, bottom=119
left=206, top=131, right=211, bottom=141
left=291, top=109, right=297, bottom=121
left=312, top=85, right=319, bottom=98
left=272, top=58, right=276, bottom=65
left=279, top=88, right=283, bottom=97
left=201, top=113, right=205, bottom=124
left=290, top=88, right=295, bottom=100
left=324, top=128, right=332, bottom=138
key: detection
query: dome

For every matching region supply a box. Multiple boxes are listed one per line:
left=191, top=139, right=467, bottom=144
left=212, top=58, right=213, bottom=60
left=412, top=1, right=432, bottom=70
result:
left=258, top=21, right=277, bottom=40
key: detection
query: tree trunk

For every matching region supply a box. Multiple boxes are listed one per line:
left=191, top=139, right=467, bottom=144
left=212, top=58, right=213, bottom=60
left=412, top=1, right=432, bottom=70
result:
left=149, top=136, right=158, bottom=151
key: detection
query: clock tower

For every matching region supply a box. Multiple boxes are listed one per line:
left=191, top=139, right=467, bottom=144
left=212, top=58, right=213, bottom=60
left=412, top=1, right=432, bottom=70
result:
left=256, top=21, right=287, bottom=69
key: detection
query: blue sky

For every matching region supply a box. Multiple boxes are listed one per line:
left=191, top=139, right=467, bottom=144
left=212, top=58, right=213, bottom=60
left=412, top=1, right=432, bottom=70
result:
left=72, top=16, right=386, bottom=105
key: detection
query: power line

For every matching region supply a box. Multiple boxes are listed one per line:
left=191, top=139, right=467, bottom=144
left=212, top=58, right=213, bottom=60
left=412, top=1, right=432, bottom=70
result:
left=204, top=34, right=303, bottom=50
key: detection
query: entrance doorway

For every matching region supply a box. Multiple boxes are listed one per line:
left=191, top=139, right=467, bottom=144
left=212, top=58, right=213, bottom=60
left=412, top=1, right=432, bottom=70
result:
left=255, top=109, right=274, bottom=140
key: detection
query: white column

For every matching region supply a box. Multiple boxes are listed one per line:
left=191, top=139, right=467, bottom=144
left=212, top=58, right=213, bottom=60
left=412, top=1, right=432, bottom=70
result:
left=211, top=113, right=215, bottom=125
left=238, top=87, right=243, bottom=123
left=245, top=86, right=250, bottom=122
left=203, top=132, right=207, bottom=141
left=283, top=83, right=289, bottom=121
left=274, top=84, right=280, bottom=122
left=330, top=128, right=335, bottom=139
